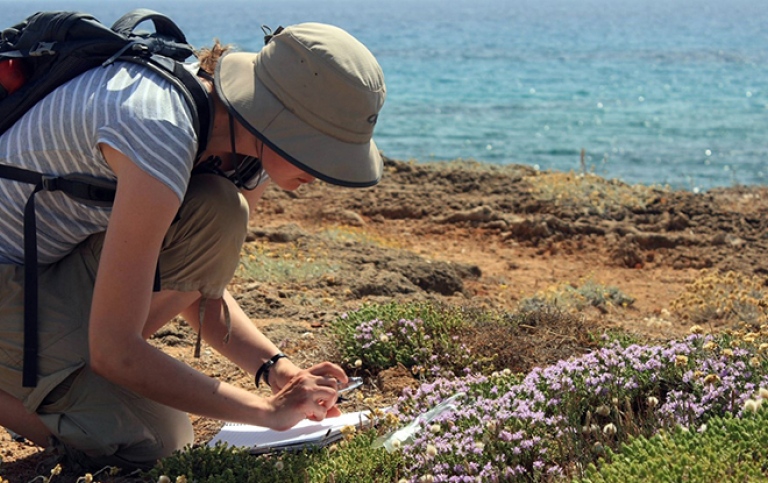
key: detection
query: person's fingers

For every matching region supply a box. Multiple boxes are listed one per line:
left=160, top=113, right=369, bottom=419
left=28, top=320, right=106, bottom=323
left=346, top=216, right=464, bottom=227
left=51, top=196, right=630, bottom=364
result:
left=270, top=369, right=345, bottom=426
left=319, top=385, right=339, bottom=407
left=307, top=361, right=347, bottom=384
left=306, top=398, right=330, bottom=421
left=317, top=374, right=343, bottom=392
left=305, top=380, right=338, bottom=411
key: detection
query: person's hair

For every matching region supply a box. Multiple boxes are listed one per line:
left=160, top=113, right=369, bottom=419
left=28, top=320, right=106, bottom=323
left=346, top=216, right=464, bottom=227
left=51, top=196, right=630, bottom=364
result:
left=196, top=39, right=233, bottom=75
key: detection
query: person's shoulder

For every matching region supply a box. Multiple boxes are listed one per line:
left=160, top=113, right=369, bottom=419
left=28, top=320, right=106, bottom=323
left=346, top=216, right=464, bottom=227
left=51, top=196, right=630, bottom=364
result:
left=110, top=60, right=179, bottom=87
left=101, top=61, right=196, bottom=117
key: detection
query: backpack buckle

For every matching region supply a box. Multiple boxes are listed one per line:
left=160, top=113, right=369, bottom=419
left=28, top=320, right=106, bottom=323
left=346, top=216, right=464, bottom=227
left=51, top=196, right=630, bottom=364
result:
left=29, top=41, right=55, bottom=56
left=41, top=175, right=60, bottom=191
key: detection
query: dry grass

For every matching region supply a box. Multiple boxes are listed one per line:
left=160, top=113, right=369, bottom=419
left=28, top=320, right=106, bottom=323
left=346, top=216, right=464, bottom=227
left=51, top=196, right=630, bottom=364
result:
left=670, top=269, right=768, bottom=326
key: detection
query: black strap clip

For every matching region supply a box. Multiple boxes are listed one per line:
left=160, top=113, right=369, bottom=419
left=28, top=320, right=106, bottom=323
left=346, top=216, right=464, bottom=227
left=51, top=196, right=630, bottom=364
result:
left=40, top=175, right=60, bottom=192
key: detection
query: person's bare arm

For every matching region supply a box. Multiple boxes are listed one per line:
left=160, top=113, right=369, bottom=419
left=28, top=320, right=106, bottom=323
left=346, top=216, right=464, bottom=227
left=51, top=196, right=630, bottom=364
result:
left=88, top=145, right=338, bottom=429
left=185, top=175, right=348, bottom=417
left=179, top=291, right=346, bottom=418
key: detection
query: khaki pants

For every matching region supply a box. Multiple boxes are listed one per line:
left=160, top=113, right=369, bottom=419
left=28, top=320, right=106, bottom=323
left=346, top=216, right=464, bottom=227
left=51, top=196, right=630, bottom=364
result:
left=0, top=174, right=249, bottom=469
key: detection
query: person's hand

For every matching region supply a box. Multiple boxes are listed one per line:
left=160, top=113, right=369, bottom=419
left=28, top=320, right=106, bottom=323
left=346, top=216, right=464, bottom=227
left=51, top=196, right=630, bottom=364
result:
left=267, top=357, right=302, bottom=392
left=264, top=363, right=348, bottom=430
left=271, top=360, right=347, bottom=398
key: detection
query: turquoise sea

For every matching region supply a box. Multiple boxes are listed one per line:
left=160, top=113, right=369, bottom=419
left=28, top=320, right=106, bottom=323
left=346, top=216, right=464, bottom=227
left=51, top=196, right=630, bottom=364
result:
left=3, top=0, right=768, bottom=190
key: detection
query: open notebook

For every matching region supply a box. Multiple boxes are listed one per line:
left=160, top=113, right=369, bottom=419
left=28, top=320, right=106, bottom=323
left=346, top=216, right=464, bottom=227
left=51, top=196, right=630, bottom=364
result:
left=208, top=410, right=373, bottom=454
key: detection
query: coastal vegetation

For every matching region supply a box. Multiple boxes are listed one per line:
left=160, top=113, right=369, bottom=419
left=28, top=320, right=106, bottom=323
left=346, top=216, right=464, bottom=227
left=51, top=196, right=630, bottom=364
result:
left=142, top=286, right=768, bottom=482
left=4, top=161, right=768, bottom=482
left=80, top=273, right=765, bottom=482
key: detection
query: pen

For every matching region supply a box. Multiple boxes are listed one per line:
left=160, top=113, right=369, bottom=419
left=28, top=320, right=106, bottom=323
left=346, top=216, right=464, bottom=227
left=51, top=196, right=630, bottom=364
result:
left=336, top=376, right=363, bottom=403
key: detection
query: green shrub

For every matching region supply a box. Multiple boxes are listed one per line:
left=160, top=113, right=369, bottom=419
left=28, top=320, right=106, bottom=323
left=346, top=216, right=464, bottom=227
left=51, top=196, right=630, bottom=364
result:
left=146, top=431, right=403, bottom=483
left=577, top=406, right=768, bottom=482
left=331, top=301, right=487, bottom=377
left=519, top=279, right=635, bottom=313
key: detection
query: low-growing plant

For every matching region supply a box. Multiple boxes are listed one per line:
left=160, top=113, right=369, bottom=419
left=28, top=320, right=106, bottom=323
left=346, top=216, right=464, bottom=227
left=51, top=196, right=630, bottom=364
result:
left=671, top=269, right=768, bottom=325
left=331, top=301, right=487, bottom=378
left=576, top=406, right=768, bottom=482
left=519, top=279, right=635, bottom=314
left=383, top=326, right=768, bottom=481
left=237, top=241, right=339, bottom=284
left=580, top=326, right=647, bottom=350
left=146, top=430, right=404, bottom=483
left=318, top=226, right=401, bottom=250
left=461, top=304, right=598, bottom=374
left=135, top=322, right=768, bottom=482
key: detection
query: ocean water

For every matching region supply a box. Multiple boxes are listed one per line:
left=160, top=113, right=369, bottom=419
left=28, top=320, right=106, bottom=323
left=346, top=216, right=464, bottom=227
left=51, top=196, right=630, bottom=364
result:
left=3, top=0, right=767, bottom=190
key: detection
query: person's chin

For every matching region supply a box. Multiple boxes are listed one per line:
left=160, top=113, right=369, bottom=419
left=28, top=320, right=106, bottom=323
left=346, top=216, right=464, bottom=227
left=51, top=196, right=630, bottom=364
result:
left=279, top=182, right=301, bottom=191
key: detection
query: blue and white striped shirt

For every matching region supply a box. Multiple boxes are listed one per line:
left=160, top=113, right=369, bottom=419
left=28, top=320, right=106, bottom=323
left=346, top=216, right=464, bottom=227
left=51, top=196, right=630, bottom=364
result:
left=0, top=61, right=198, bottom=265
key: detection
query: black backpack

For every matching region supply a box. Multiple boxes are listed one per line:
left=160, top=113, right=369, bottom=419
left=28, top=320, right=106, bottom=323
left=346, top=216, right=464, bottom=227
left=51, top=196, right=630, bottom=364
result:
left=0, top=9, right=213, bottom=387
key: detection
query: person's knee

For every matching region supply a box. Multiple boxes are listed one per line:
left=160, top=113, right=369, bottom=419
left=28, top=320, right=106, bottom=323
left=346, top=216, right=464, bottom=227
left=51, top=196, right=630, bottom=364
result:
left=114, top=409, right=194, bottom=469
left=140, top=408, right=195, bottom=461
left=44, top=406, right=194, bottom=471
left=158, top=174, right=249, bottom=294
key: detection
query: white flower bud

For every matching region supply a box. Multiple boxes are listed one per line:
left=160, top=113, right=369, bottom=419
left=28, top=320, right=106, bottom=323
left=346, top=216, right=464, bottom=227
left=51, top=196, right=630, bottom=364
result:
left=744, top=398, right=761, bottom=413
left=595, top=405, right=610, bottom=417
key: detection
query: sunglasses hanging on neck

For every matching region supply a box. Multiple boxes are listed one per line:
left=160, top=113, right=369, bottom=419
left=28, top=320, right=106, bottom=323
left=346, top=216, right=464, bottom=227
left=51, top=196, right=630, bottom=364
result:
left=192, top=113, right=268, bottom=190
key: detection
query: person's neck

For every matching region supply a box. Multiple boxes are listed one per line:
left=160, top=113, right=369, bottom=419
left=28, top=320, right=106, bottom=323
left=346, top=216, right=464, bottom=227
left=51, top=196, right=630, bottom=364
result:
left=197, top=94, right=233, bottom=162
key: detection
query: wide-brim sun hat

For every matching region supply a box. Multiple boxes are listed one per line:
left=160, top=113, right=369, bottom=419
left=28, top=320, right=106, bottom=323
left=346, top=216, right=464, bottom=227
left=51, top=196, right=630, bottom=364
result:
left=214, top=23, right=386, bottom=187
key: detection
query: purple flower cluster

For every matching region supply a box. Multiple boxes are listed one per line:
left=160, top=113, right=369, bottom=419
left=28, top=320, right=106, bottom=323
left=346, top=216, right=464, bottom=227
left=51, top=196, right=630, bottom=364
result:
left=386, top=334, right=767, bottom=482
left=353, top=317, right=388, bottom=350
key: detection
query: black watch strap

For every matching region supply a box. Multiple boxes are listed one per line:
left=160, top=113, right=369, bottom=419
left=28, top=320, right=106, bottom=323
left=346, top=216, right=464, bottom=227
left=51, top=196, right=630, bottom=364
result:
left=255, top=352, right=288, bottom=388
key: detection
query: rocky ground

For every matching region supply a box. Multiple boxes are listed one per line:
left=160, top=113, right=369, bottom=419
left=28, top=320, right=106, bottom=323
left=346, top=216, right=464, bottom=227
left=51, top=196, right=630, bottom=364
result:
left=3, top=157, right=767, bottom=481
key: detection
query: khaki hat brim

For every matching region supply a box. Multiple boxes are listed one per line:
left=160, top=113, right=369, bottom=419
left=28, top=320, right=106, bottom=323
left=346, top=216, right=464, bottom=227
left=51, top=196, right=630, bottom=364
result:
left=215, top=52, right=383, bottom=188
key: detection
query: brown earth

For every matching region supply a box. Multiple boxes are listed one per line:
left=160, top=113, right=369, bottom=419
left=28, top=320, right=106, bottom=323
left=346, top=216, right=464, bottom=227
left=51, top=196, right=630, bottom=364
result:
left=3, top=157, right=768, bottom=481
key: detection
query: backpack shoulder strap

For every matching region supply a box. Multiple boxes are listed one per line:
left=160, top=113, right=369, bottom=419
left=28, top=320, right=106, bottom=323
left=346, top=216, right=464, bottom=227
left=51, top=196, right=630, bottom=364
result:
left=112, top=8, right=190, bottom=47
left=109, top=9, right=211, bottom=154
left=111, top=9, right=195, bottom=62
